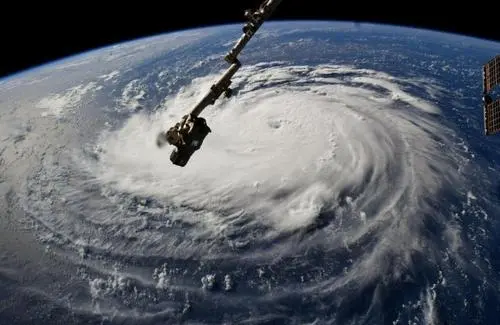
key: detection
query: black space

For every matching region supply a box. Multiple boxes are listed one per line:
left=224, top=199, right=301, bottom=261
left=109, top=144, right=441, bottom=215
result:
left=2, top=0, right=499, bottom=79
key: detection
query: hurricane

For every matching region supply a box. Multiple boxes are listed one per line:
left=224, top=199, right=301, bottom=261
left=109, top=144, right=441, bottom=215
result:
left=10, top=53, right=497, bottom=325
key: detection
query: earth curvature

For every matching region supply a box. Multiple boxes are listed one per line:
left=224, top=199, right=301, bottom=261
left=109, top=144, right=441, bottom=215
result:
left=1, top=21, right=500, bottom=325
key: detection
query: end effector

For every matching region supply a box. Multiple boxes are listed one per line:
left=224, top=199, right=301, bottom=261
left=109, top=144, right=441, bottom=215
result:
left=156, top=114, right=212, bottom=167
left=157, top=114, right=196, bottom=148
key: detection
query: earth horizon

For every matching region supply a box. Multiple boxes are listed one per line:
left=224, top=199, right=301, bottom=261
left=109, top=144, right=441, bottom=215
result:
left=1, top=20, right=500, bottom=325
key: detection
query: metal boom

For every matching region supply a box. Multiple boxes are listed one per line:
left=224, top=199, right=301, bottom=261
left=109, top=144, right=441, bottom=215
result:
left=156, top=0, right=284, bottom=166
left=190, top=0, right=283, bottom=117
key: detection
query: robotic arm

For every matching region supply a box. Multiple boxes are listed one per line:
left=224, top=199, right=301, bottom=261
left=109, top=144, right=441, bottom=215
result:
left=225, top=0, right=284, bottom=65
left=191, top=0, right=284, bottom=117
left=157, top=0, right=283, bottom=166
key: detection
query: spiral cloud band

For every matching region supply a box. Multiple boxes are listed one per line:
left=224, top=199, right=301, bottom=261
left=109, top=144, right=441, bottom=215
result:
left=94, top=63, right=462, bottom=251
left=21, top=62, right=475, bottom=323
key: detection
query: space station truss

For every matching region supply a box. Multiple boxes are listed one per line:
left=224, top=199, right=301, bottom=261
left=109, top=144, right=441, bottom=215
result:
left=484, top=98, right=500, bottom=135
left=483, top=55, right=500, bottom=93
